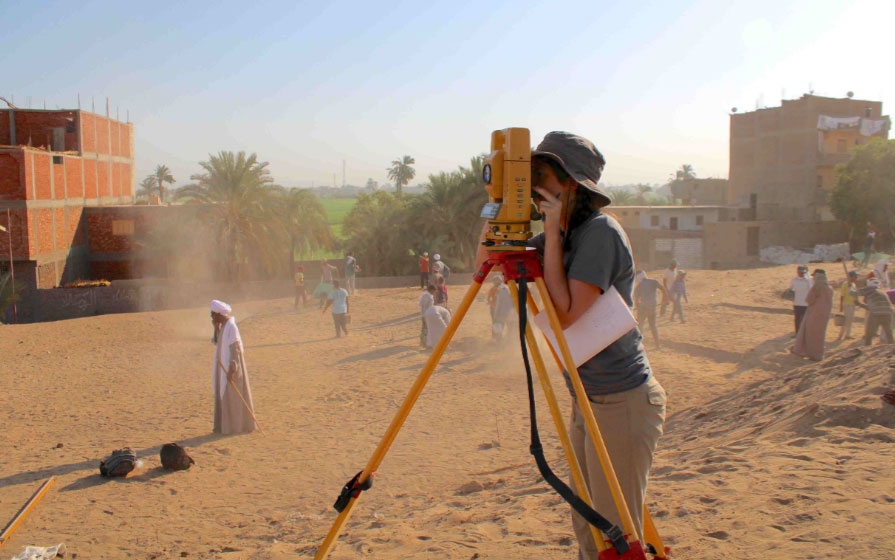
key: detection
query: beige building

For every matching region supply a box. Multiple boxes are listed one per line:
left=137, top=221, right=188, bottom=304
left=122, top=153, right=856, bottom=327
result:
left=729, top=94, right=889, bottom=221
left=670, top=178, right=729, bottom=205
left=613, top=205, right=726, bottom=232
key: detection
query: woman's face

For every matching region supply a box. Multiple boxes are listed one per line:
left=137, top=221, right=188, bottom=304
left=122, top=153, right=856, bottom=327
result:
left=532, top=159, right=575, bottom=220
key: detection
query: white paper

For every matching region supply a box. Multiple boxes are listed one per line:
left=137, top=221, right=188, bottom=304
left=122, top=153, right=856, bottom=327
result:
left=533, top=285, right=637, bottom=367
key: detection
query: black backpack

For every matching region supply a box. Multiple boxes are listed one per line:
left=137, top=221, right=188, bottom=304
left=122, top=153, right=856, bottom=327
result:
left=99, top=447, right=136, bottom=478
left=160, top=443, right=195, bottom=471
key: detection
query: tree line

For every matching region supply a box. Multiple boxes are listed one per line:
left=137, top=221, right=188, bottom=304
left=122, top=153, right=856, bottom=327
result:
left=139, top=151, right=490, bottom=281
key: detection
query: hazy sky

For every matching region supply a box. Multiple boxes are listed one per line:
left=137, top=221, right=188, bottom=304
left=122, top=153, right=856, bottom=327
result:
left=4, top=0, right=893, bottom=188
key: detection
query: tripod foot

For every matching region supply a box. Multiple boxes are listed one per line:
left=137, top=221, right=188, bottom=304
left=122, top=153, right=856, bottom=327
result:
left=598, top=540, right=649, bottom=559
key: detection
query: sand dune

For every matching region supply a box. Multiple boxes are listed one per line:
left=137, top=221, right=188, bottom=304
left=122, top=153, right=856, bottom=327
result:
left=1, top=265, right=894, bottom=559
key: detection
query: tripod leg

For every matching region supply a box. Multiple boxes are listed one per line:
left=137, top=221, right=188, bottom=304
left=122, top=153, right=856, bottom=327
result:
left=315, top=278, right=487, bottom=560
left=506, top=280, right=608, bottom=553
left=528, top=290, right=668, bottom=557
left=532, top=277, right=639, bottom=540
left=643, top=509, right=668, bottom=559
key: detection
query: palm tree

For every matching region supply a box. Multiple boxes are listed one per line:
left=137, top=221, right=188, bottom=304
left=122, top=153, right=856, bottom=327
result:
left=136, top=176, right=156, bottom=201
left=608, top=189, right=636, bottom=205
left=175, top=151, right=283, bottom=281
left=147, top=165, right=175, bottom=202
left=410, top=156, right=488, bottom=269
left=675, top=164, right=696, bottom=181
left=279, top=188, right=334, bottom=276
left=387, top=155, right=416, bottom=197
left=634, top=184, right=653, bottom=205
left=342, top=191, right=415, bottom=276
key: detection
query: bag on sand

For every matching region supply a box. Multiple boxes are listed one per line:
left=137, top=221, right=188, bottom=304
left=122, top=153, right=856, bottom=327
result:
left=160, top=442, right=195, bottom=471
left=99, top=447, right=136, bottom=478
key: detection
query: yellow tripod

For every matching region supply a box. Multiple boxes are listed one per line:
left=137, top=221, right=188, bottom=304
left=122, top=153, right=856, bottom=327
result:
left=314, top=251, right=669, bottom=559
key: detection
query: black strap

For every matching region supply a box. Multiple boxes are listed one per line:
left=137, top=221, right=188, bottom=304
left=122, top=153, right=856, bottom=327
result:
left=516, top=278, right=629, bottom=555
left=333, top=471, right=374, bottom=513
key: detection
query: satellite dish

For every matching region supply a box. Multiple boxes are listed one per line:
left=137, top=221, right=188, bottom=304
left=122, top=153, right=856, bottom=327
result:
left=731, top=107, right=738, bottom=113
left=847, top=91, right=854, bottom=98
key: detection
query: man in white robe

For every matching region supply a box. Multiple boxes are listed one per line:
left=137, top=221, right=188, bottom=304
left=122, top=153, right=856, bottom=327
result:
left=424, top=304, right=451, bottom=349
left=211, top=300, right=256, bottom=434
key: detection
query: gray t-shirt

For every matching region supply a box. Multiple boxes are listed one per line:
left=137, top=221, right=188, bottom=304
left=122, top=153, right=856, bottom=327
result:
left=634, top=278, right=661, bottom=307
left=529, top=211, right=650, bottom=396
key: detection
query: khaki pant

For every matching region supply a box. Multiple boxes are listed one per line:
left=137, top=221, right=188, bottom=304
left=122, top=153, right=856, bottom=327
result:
left=838, top=304, right=855, bottom=339
left=570, top=376, right=666, bottom=558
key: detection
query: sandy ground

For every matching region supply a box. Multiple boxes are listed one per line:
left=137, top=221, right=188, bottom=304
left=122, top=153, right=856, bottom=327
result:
left=1, top=265, right=894, bottom=559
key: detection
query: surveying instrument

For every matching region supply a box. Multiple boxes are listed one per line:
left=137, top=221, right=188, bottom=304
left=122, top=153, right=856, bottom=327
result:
left=314, top=128, right=671, bottom=559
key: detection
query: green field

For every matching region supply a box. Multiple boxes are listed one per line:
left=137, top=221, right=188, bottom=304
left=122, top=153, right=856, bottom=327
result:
left=320, top=198, right=356, bottom=240
left=298, top=198, right=356, bottom=260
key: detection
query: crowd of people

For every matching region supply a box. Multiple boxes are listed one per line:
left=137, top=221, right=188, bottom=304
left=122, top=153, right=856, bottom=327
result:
left=785, top=256, right=895, bottom=362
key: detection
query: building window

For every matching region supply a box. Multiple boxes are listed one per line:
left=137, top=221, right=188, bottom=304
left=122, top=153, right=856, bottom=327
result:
left=817, top=175, right=823, bottom=189
left=622, top=211, right=628, bottom=216
left=696, top=215, right=704, bottom=226
left=635, top=211, right=640, bottom=216
left=650, top=215, right=659, bottom=227
left=52, top=156, right=63, bottom=165
left=669, top=217, right=678, bottom=231
left=837, top=139, right=847, bottom=153
left=112, top=220, right=135, bottom=236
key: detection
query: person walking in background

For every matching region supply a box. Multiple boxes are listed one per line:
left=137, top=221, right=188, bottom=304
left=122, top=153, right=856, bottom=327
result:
left=669, top=270, right=688, bottom=323
left=344, top=251, right=360, bottom=294
left=836, top=270, right=858, bottom=341
left=862, top=228, right=876, bottom=268
left=418, top=251, right=430, bottom=289
left=792, top=269, right=834, bottom=361
left=418, top=284, right=435, bottom=347
left=487, top=275, right=515, bottom=340
left=434, top=274, right=448, bottom=307
left=322, top=279, right=350, bottom=338
left=634, top=270, right=662, bottom=347
left=313, top=258, right=339, bottom=308
left=857, top=278, right=895, bottom=346
left=660, top=260, right=677, bottom=316
left=293, top=265, right=308, bottom=309
left=432, top=253, right=450, bottom=279
left=788, top=265, right=812, bottom=335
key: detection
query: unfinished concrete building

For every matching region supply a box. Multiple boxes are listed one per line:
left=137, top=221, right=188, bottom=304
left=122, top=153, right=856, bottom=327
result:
left=0, top=106, right=135, bottom=289
left=729, top=93, right=889, bottom=221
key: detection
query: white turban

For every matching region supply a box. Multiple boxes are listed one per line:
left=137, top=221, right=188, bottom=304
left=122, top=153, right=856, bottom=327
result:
left=211, top=300, right=232, bottom=316
left=868, top=279, right=882, bottom=289
left=434, top=254, right=441, bottom=260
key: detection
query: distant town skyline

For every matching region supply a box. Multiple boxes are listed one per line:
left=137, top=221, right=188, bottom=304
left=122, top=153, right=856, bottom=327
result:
left=5, top=0, right=892, bottom=191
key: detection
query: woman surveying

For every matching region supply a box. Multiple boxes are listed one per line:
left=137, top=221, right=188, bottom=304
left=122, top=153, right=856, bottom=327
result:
left=525, top=132, right=666, bottom=558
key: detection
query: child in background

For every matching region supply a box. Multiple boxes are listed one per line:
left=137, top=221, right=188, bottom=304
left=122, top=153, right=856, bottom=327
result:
left=418, top=285, right=436, bottom=347
left=293, top=266, right=308, bottom=309
left=669, top=270, right=689, bottom=323
left=434, top=275, right=448, bottom=307
left=322, top=279, right=350, bottom=338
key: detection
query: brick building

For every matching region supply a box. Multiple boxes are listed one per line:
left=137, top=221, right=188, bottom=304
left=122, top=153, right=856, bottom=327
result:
left=0, top=107, right=135, bottom=289
left=728, top=94, right=890, bottom=221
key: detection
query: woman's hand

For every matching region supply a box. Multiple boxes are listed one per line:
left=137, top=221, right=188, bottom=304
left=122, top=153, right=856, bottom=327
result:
left=533, top=187, right=562, bottom=234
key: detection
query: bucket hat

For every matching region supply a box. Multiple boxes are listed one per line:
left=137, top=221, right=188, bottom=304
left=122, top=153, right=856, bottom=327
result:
left=533, top=131, right=609, bottom=206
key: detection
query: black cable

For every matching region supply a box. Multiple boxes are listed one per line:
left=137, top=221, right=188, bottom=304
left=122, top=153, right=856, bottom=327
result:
left=516, top=277, right=629, bottom=555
